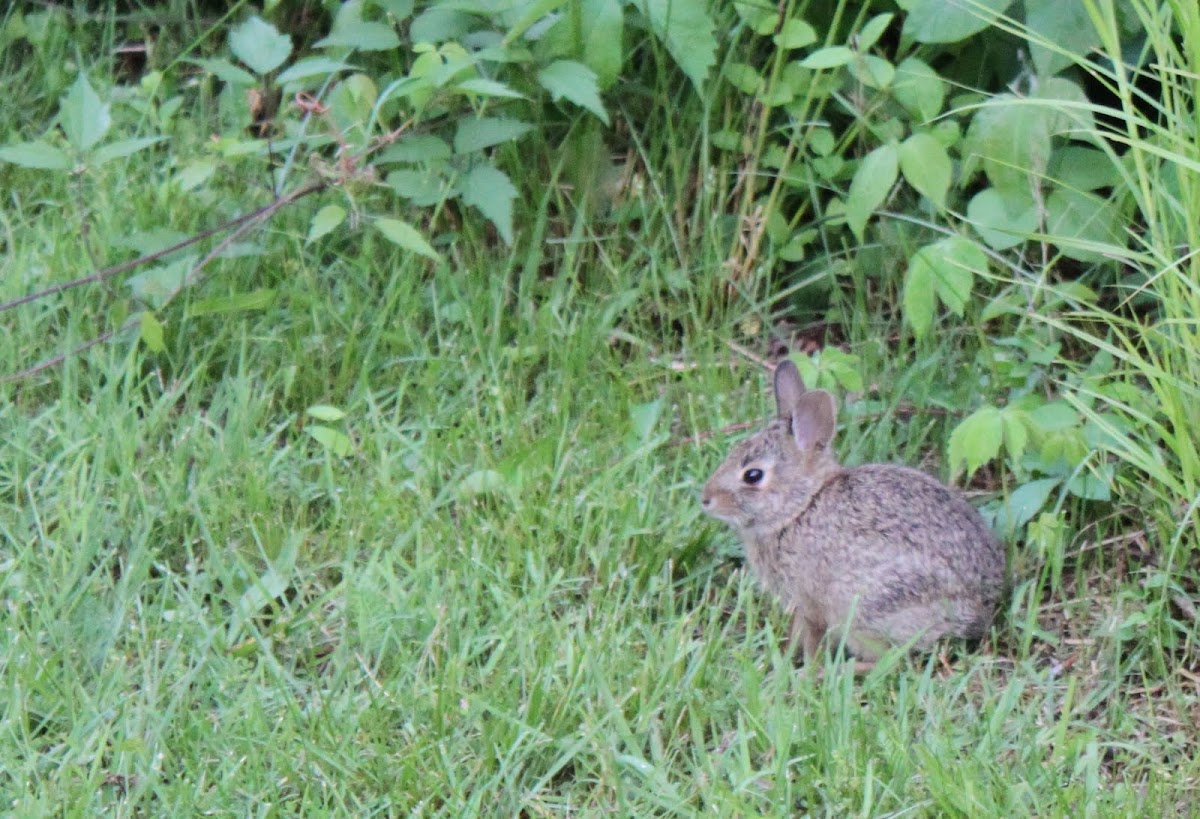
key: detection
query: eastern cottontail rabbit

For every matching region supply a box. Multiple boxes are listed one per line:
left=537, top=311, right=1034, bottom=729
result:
left=701, top=360, right=1005, bottom=667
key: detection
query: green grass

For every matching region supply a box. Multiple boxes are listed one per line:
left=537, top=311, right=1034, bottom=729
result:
left=2, top=2, right=1199, bottom=815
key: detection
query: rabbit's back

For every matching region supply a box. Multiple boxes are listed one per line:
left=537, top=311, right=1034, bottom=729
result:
left=771, top=464, right=1004, bottom=654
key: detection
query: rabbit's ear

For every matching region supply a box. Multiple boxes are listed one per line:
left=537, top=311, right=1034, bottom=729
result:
left=774, top=359, right=806, bottom=419
left=791, top=390, right=837, bottom=451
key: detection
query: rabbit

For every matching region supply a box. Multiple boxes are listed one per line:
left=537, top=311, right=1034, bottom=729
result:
left=700, top=359, right=1005, bottom=668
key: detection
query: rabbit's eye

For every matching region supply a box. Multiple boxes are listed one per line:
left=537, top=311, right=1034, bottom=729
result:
left=742, top=468, right=764, bottom=485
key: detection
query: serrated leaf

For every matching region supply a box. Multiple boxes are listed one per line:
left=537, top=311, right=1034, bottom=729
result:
left=306, top=425, right=353, bottom=457
left=139, top=311, right=165, bottom=353
left=799, top=46, right=854, bottom=69
left=454, top=78, right=526, bottom=99
left=453, top=117, right=531, bottom=154
left=92, top=136, right=167, bottom=166
left=1001, top=408, right=1030, bottom=460
left=995, top=477, right=1061, bottom=533
left=642, top=0, right=717, bottom=92
left=537, top=60, right=608, bottom=124
left=774, top=18, right=817, bottom=49
left=898, top=132, right=950, bottom=208
left=276, top=57, right=355, bottom=85
left=60, top=73, right=111, bottom=152
left=386, top=168, right=450, bottom=206
left=0, top=141, right=71, bottom=169
left=460, top=164, right=517, bottom=244
left=901, top=0, right=1014, bottom=43
left=375, top=135, right=452, bottom=164
left=229, top=16, right=292, bottom=75
left=307, top=205, right=346, bottom=244
left=189, top=58, right=257, bottom=86
left=930, top=236, right=986, bottom=313
left=306, top=404, right=347, bottom=422
left=734, top=1, right=780, bottom=33
left=966, top=94, right=1054, bottom=195
left=374, top=217, right=442, bottom=262
left=315, top=20, right=401, bottom=50
left=948, top=405, right=1003, bottom=477
left=846, top=142, right=898, bottom=240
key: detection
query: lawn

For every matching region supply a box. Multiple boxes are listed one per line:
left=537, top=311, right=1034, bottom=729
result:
left=1, top=2, right=1197, bottom=815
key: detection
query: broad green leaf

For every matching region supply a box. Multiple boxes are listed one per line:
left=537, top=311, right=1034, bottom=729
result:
left=724, top=63, right=763, bottom=94
left=1048, top=146, right=1120, bottom=191
left=187, top=289, right=276, bottom=316
left=929, top=236, right=986, bottom=313
left=900, top=0, right=1014, bottom=43
left=629, top=399, right=665, bottom=442
left=387, top=168, right=449, bottom=206
left=306, top=404, right=347, bottom=422
left=374, top=0, right=414, bottom=18
left=893, top=57, right=945, bottom=122
left=580, top=0, right=623, bottom=89
left=376, top=135, right=452, bottom=165
left=1001, top=408, right=1031, bottom=460
left=173, top=159, right=218, bottom=192
left=857, top=13, right=894, bottom=49
left=774, top=19, right=817, bottom=50
left=0, top=141, right=71, bottom=169
left=189, top=58, right=257, bottom=86
left=458, top=469, right=510, bottom=498
left=60, top=73, right=111, bottom=152
left=306, top=205, right=347, bottom=244
left=845, top=142, right=898, bottom=241
left=454, top=78, right=525, bottom=99
left=276, top=57, right=355, bottom=85
left=948, top=405, right=1003, bottom=477
left=1026, top=0, right=1098, bottom=77
left=316, top=20, right=401, bottom=50
left=128, top=256, right=195, bottom=308
left=1040, top=77, right=1095, bottom=135
left=229, top=16, right=292, bottom=75
left=374, top=217, right=442, bottom=262
left=306, top=425, right=353, bottom=457
left=967, top=187, right=1037, bottom=250
left=799, top=46, right=854, bottom=69
left=965, top=94, right=1053, bottom=195
left=92, top=136, right=167, bottom=166
left=326, top=73, right=378, bottom=149
left=642, top=0, right=717, bottom=92
left=460, top=164, right=518, bottom=244
left=1029, top=400, right=1079, bottom=432
left=537, top=60, right=609, bottom=124
left=898, top=132, right=951, bottom=208
left=847, top=55, right=895, bottom=89
left=139, top=311, right=165, bottom=353
left=733, top=1, right=780, bottom=34
left=1044, top=188, right=1124, bottom=262
left=410, top=8, right=474, bottom=43
left=995, top=477, right=1061, bottom=534
left=903, top=252, right=936, bottom=338
left=1066, top=465, right=1113, bottom=501
left=453, top=117, right=531, bottom=154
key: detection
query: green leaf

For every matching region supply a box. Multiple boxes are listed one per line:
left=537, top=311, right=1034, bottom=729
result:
left=580, top=0, right=623, bottom=89
left=900, top=0, right=1015, bottom=44
left=306, top=404, right=347, bottom=422
left=453, top=78, right=526, bottom=99
left=60, top=73, right=111, bottom=152
left=276, top=57, right=355, bottom=85
left=1026, top=0, right=1098, bottom=77
left=0, top=141, right=71, bottom=170
left=847, top=55, right=895, bottom=89
left=537, top=60, right=609, bottom=124
left=857, top=13, right=894, bottom=49
left=733, top=1, right=780, bottom=34
left=995, top=477, right=1061, bottom=534
left=930, top=236, right=986, bottom=314
left=306, top=425, right=353, bottom=457
left=774, top=18, right=817, bottom=50
left=903, top=253, right=936, bottom=339
left=306, top=205, right=347, bottom=244
left=458, top=469, right=510, bottom=498
left=92, top=136, right=167, bottom=166
left=845, top=142, right=898, bottom=241
left=799, top=46, right=855, bottom=69
left=376, top=135, right=452, bottom=165
left=453, top=117, right=532, bottom=154
left=628, top=399, right=665, bottom=442
left=893, top=57, right=945, bottom=122
left=187, top=289, right=276, bottom=316
left=965, top=94, right=1054, bottom=195
left=1048, top=146, right=1121, bottom=191
left=374, top=217, right=442, bottom=262
left=967, top=187, right=1037, bottom=250
left=139, top=311, right=165, bottom=353
left=948, top=405, right=1003, bottom=477
left=387, top=168, right=449, bottom=206
left=188, top=58, right=257, bottom=86
left=460, top=164, right=518, bottom=244
left=229, top=16, right=292, bottom=75
left=1066, top=466, right=1113, bottom=502
left=317, top=1, right=401, bottom=50
left=410, top=8, right=474, bottom=43
left=1044, top=188, right=1124, bottom=262
left=1001, top=408, right=1031, bottom=461
left=898, top=132, right=951, bottom=208
left=641, top=0, right=717, bottom=92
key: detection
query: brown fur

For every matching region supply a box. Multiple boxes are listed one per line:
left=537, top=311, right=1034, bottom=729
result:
left=701, top=361, right=1005, bottom=665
